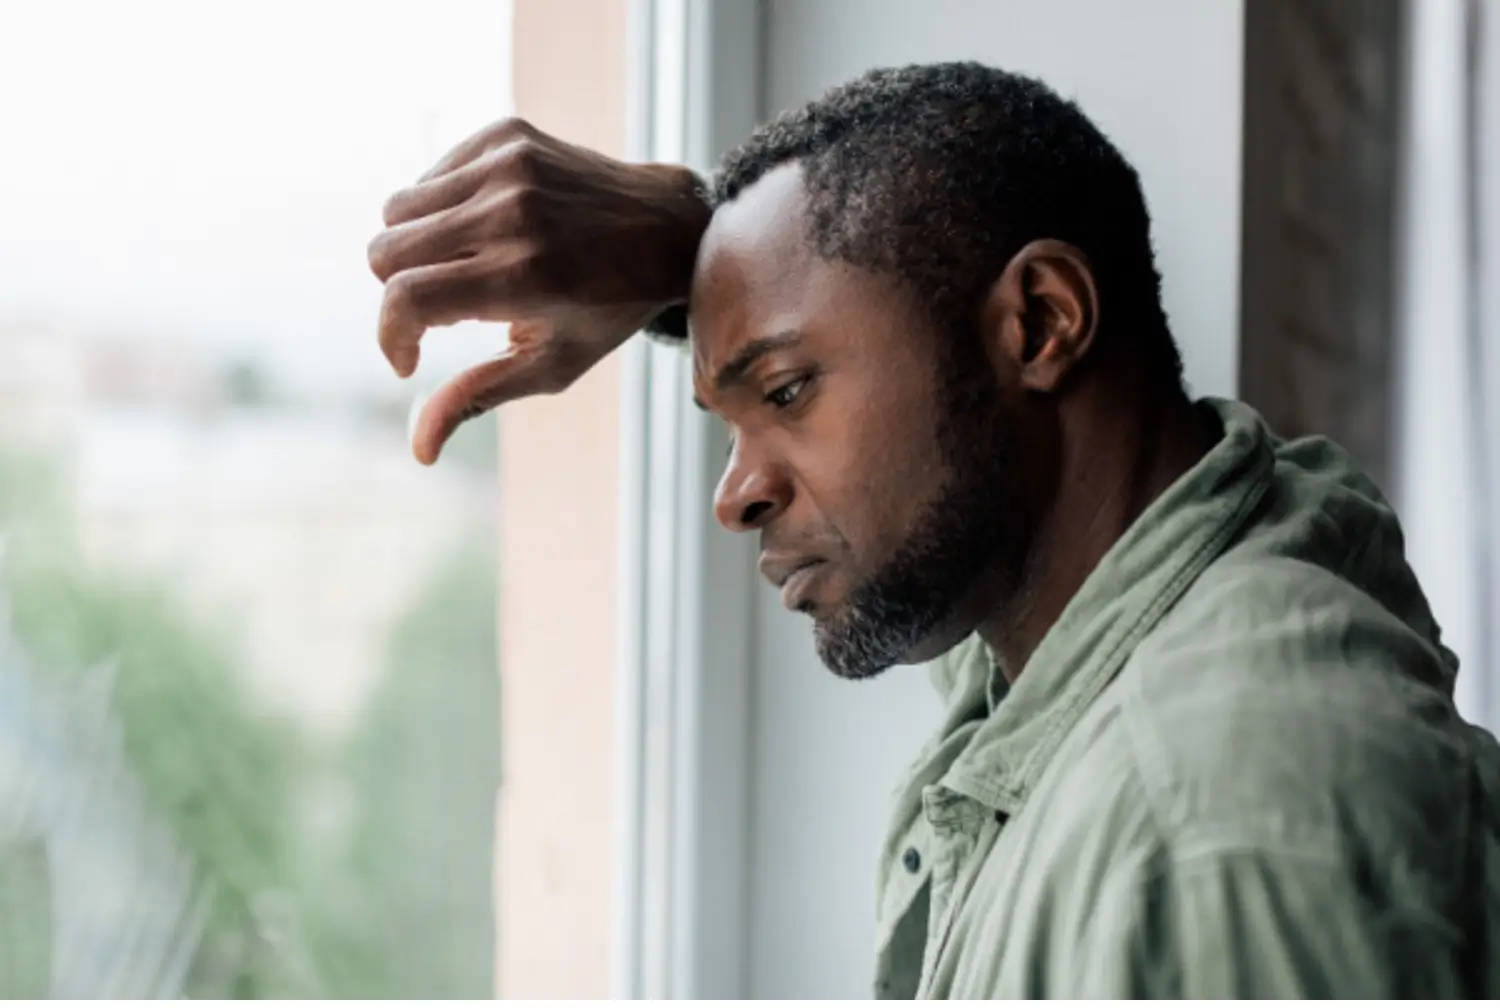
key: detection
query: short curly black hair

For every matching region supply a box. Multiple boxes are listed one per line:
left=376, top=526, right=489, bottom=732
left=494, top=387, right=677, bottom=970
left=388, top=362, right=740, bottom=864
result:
left=655, top=61, right=1181, bottom=385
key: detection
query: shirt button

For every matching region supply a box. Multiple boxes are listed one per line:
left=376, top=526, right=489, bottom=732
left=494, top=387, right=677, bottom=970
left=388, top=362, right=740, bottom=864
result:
left=901, top=847, right=921, bottom=873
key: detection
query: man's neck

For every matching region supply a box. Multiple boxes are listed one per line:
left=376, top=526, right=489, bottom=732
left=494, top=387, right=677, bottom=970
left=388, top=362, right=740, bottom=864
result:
left=980, top=376, right=1214, bottom=680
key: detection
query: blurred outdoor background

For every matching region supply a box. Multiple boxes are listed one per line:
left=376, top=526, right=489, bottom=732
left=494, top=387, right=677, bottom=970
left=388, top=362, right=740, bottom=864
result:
left=0, top=0, right=512, bottom=996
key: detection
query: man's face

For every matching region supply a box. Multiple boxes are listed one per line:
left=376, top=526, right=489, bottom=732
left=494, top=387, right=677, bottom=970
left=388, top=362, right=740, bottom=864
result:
left=690, top=165, right=1036, bottom=678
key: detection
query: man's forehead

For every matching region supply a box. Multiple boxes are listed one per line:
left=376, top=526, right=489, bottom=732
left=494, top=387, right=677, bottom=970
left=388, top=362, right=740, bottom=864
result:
left=704, top=162, right=809, bottom=249
left=691, top=164, right=815, bottom=378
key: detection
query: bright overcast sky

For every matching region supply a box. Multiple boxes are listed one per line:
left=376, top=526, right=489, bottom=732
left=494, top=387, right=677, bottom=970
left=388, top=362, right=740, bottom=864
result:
left=0, top=0, right=513, bottom=396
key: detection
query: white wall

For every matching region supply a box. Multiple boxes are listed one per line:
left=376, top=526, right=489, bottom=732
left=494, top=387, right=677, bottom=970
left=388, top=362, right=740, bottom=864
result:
left=746, top=0, right=1246, bottom=997
left=763, top=0, right=1246, bottom=400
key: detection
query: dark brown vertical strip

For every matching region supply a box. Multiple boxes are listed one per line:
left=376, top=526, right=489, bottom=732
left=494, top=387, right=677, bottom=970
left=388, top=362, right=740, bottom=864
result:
left=1239, top=0, right=1406, bottom=491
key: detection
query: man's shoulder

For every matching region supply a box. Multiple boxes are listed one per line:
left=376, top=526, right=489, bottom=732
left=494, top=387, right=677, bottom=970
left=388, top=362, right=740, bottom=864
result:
left=1134, top=549, right=1457, bottom=715
left=1110, top=552, right=1487, bottom=855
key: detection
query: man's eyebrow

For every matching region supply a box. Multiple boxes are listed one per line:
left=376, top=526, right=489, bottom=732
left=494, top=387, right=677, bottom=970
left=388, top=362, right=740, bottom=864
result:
left=713, top=331, right=803, bottom=393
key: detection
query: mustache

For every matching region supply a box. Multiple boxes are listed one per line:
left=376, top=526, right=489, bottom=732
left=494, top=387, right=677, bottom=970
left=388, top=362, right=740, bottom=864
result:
left=756, top=527, right=844, bottom=588
left=758, top=527, right=842, bottom=560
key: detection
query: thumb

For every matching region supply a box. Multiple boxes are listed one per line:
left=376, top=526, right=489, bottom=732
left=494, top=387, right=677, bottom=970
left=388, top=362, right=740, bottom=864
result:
left=410, top=342, right=553, bottom=465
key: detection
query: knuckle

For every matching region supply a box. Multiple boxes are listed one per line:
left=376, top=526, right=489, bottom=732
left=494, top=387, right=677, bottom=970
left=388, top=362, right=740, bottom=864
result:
left=367, top=232, right=397, bottom=279
left=454, top=400, right=491, bottom=426
left=380, top=190, right=411, bottom=226
left=473, top=189, right=525, bottom=243
left=500, top=115, right=537, bottom=139
left=504, top=183, right=547, bottom=228
left=491, top=138, right=543, bottom=184
left=456, top=373, right=508, bottom=417
left=385, top=270, right=425, bottom=316
left=484, top=116, right=535, bottom=148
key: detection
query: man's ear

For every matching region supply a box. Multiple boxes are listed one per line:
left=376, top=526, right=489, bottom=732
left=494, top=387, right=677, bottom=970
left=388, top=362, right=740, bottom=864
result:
left=980, top=239, right=1099, bottom=393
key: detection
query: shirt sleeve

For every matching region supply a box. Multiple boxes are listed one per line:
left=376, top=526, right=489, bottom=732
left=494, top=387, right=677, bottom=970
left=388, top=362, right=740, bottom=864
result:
left=1067, top=843, right=1468, bottom=999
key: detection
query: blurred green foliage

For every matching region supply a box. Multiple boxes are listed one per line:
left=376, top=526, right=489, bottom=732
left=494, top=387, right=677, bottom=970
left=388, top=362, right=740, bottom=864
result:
left=0, top=450, right=310, bottom=996
left=0, top=446, right=499, bottom=997
left=304, top=542, right=500, bottom=998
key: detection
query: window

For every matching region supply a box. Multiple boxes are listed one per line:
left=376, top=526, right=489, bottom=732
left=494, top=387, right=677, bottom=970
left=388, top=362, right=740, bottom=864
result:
left=0, top=1, right=511, bottom=996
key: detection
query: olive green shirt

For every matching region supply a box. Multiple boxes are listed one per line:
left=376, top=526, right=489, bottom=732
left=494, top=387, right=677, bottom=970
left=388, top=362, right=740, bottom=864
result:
left=874, top=398, right=1500, bottom=998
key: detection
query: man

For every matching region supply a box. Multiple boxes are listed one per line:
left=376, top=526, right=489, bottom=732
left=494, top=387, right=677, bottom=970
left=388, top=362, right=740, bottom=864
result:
left=368, top=63, right=1500, bottom=998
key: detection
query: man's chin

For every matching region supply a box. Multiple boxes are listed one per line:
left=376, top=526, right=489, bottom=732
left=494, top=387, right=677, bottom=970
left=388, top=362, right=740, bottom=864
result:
left=805, top=624, right=909, bottom=681
left=811, top=604, right=977, bottom=680
left=812, top=630, right=884, bottom=680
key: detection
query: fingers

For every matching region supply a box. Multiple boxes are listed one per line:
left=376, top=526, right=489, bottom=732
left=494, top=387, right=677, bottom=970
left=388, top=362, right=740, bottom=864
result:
left=377, top=251, right=545, bottom=377
left=367, top=202, right=482, bottom=283
left=409, top=338, right=556, bottom=465
left=382, top=156, right=491, bottom=227
left=419, top=116, right=534, bottom=183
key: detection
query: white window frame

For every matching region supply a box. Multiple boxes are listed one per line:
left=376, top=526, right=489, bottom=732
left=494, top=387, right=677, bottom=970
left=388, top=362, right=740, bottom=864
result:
left=1394, top=0, right=1491, bottom=727
left=613, top=0, right=762, bottom=998
left=1476, top=0, right=1500, bottom=732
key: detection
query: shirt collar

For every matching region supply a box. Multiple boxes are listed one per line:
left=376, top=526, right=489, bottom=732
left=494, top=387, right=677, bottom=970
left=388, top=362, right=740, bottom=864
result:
left=935, top=398, right=1277, bottom=814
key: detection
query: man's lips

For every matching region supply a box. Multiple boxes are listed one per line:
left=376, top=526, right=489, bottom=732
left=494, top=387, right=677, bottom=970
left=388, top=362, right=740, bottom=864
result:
left=759, top=553, right=828, bottom=611
left=779, top=561, right=827, bottom=611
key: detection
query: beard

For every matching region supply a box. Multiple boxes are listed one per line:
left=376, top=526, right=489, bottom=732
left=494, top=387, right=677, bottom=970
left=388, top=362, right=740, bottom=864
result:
left=814, top=348, right=1031, bottom=680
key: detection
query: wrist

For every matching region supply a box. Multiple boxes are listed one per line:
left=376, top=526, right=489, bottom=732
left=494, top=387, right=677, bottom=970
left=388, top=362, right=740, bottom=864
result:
left=646, top=164, right=712, bottom=308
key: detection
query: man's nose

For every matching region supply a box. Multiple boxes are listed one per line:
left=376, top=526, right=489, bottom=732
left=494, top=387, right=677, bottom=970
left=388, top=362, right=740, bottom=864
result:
left=713, top=442, right=792, bottom=532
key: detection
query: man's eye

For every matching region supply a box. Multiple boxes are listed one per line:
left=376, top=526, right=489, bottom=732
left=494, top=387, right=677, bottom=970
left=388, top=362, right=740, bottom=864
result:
left=765, top=377, right=807, bottom=409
